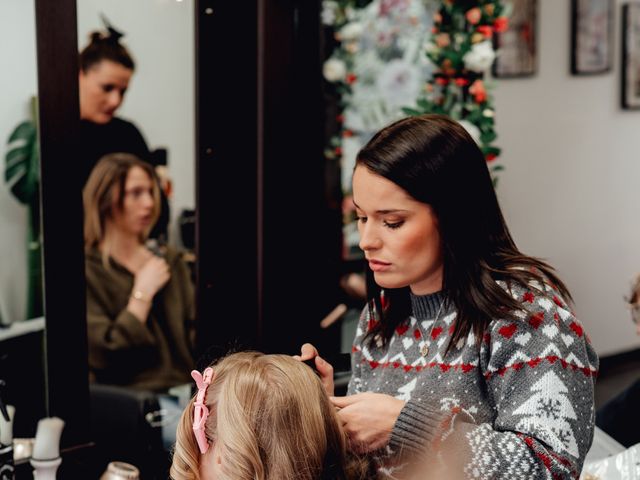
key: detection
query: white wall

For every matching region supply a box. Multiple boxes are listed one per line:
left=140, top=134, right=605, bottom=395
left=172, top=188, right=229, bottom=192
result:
left=77, top=0, right=196, bottom=241
left=0, top=0, right=38, bottom=324
left=493, top=0, right=640, bottom=356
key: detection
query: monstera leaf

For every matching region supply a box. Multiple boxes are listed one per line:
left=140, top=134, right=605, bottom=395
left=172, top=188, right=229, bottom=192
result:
left=4, top=97, right=43, bottom=320
left=4, top=120, right=39, bottom=205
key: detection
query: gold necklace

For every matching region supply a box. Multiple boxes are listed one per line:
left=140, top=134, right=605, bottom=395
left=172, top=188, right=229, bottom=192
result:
left=418, top=300, right=445, bottom=357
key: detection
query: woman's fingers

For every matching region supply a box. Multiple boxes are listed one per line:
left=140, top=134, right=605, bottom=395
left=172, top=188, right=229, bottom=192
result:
left=301, top=343, right=318, bottom=359
left=293, top=343, right=334, bottom=395
left=293, top=343, right=319, bottom=361
left=330, top=394, right=359, bottom=408
left=332, top=393, right=406, bottom=453
left=315, top=355, right=335, bottom=396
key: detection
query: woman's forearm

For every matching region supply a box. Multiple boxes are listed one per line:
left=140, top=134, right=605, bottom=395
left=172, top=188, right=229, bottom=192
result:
left=127, top=289, right=152, bottom=322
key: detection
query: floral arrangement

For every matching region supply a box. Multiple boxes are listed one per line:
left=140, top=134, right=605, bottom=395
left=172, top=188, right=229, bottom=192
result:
left=404, top=0, right=508, bottom=184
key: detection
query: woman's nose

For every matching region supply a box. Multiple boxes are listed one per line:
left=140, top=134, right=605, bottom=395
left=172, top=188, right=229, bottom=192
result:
left=107, top=90, right=123, bottom=109
left=358, top=223, right=381, bottom=251
left=141, top=192, right=154, bottom=208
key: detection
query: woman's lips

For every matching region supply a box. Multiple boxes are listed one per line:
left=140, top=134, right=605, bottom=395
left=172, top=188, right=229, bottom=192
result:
left=368, top=259, right=391, bottom=272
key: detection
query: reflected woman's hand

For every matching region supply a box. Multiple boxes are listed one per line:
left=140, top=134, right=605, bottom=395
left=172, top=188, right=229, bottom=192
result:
left=293, top=343, right=334, bottom=396
left=134, top=256, right=170, bottom=298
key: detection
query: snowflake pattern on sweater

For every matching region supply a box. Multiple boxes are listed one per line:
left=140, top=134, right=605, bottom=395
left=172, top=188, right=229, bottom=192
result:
left=347, top=281, right=598, bottom=479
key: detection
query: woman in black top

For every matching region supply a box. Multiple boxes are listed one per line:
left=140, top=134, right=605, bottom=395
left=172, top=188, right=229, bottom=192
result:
left=78, top=25, right=169, bottom=238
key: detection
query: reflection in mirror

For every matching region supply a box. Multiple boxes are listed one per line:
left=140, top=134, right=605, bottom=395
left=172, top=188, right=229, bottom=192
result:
left=0, top=0, right=47, bottom=458
left=76, top=1, right=196, bottom=476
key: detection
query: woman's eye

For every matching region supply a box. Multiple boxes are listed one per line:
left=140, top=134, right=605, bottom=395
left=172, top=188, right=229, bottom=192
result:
left=126, top=188, right=146, bottom=198
left=357, top=216, right=367, bottom=224
left=102, top=85, right=114, bottom=93
left=383, top=220, right=404, bottom=229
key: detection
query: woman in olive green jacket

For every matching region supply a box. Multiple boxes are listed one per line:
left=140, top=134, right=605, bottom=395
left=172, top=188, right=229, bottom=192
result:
left=83, top=153, right=194, bottom=392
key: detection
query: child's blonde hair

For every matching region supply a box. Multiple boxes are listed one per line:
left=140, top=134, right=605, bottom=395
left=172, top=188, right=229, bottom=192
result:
left=171, top=352, right=367, bottom=480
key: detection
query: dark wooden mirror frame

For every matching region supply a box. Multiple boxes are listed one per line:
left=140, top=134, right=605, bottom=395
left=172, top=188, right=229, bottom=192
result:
left=195, top=0, right=343, bottom=363
left=34, top=0, right=90, bottom=451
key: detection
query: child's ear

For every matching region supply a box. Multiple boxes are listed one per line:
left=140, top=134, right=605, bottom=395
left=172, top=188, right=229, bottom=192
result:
left=200, top=443, right=222, bottom=478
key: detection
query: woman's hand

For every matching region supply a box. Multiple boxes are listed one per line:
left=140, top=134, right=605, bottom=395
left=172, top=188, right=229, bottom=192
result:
left=293, top=343, right=334, bottom=396
left=127, top=256, right=170, bottom=323
left=133, top=256, right=170, bottom=298
left=331, top=392, right=405, bottom=453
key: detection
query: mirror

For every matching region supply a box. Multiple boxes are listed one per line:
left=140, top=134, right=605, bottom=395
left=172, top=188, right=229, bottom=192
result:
left=0, top=0, right=47, bottom=446
left=76, top=0, right=196, bottom=474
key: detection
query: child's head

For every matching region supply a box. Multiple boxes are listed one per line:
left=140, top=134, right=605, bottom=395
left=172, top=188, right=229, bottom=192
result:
left=171, top=352, right=358, bottom=480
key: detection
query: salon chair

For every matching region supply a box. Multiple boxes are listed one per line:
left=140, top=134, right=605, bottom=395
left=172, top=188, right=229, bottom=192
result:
left=89, top=384, right=168, bottom=479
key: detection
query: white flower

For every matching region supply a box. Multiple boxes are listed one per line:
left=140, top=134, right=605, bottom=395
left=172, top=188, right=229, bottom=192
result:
left=424, top=41, right=440, bottom=55
left=339, top=22, right=364, bottom=41
left=332, top=0, right=435, bottom=143
left=345, top=41, right=360, bottom=54
left=463, top=41, right=496, bottom=73
left=321, top=1, right=338, bottom=26
left=458, top=120, right=481, bottom=145
left=344, top=106, right=367, bottom=132
left=323, top=58, right=347, bottom=82
left=345, top=6, right=356, bottom=21
left=483, top=108, right=495, bottom=118
left=376, top=59, right=422, bottom=109
left=341, top=135, right=363, bottom=193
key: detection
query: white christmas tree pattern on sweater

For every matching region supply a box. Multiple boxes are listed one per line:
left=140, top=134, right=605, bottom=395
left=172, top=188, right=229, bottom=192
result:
left=396, top=378, right=417, bottom=401
left=512, top=370, right=579, bottom=458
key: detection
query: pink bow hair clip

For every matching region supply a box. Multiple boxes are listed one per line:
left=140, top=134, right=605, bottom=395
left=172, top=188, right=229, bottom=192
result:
left=191, top=367, right=214, bottom=454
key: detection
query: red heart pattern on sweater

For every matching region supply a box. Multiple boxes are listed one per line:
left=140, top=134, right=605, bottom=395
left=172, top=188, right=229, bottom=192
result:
left=431, top=326, right=443, bottom=340
left=528, top=312, right=544, bottom=329
left=396, top=324, right=409, bottom=336
left=570, top=321, right=583, bottom=337
left=498, top=324, right=517, bottom=339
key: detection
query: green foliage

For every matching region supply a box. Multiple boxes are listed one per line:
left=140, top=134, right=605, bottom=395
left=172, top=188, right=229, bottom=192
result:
left=407, top=0, right=507, bottom=183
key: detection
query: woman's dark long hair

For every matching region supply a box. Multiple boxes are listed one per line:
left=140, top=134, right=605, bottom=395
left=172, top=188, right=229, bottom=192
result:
left=357, top=114, right=571, bottom=349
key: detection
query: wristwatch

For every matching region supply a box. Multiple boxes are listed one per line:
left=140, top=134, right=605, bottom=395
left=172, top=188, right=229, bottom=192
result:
left=131, top=290, right=151, bottom=303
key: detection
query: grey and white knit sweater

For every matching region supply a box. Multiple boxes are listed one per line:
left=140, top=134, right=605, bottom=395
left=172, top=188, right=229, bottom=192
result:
left=347, top=281, right=598, bottom=479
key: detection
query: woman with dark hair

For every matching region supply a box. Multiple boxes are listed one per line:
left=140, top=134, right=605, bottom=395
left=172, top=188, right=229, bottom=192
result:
left=78, top=25, right=169, bottom=238
left=299, top=114, right=598, bottom=478
left=78, top=27, right=145, bottom=182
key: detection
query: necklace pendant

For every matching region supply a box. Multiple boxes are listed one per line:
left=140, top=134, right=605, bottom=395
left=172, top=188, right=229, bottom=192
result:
left=420, top=344, right=429, bottom=357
